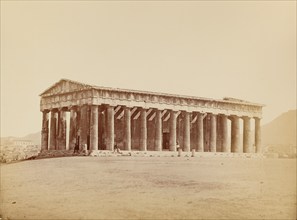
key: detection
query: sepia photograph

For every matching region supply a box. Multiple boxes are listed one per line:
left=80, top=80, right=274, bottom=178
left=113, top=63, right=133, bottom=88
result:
left=0, top=1, right=296, bottom=219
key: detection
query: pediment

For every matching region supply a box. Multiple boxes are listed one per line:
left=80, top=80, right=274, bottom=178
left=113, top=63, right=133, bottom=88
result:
left=40, top=79, right=93, bottom=97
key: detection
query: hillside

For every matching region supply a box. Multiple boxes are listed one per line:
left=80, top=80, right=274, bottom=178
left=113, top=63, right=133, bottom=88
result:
left=21, top=132, right=41, bottom=145
left=1, top=132, right=41, bottom=146
left=262, top=109, right=296, bottom=146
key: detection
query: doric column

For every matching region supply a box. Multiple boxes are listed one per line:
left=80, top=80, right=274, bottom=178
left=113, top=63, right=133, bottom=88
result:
left=124, top=107, right=131, bottom=151
left=231, top=116, right=240, bottom=153
left=221, top=115, right=229, bottom=152
left=58, top=109, right=67, bottom=150
left=243, top=116, right=252, bottom=153
left=41, top=110, right=49, bottom=151
left=183, top=111, right=190, bottom=152
left=69, top=107, right=77, bottom=150
left=197, top=113, right=205, bottom=152
left=255, top=117, right=262, bottom=153
left=204, top=115, right=210, bottom=152
left=216, top=115, right=222, bottom=152
left=155, top=109, right=162, bottom=151
left=86, top=107, right=91, bottom=147
left=49, top=110, right=58, bottom=150
left=106, top=105, right=114, bottom=151
left=90, top=105, right=98, bottom=152
left=80, top=105, right=89, bottom=150
left=169, top=110, right=177, bottom=151
left=76, top=108, right=81, bottom=147
left=98, top=107, right=104, bottom=150
left=210, top=114, right=217, bottom=152
left=140, top=108, right=147, bottom=151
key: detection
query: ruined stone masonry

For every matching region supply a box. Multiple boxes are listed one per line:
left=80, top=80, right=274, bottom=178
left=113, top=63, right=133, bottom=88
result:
left=40, top=79, right=263, bottom=154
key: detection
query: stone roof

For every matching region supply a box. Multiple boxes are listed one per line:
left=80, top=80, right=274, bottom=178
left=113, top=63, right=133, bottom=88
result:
left=40, top=78, right=264, bottom=107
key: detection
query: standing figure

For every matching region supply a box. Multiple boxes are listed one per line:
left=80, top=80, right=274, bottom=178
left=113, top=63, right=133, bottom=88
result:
left=73, top=142, right=79, bottom=154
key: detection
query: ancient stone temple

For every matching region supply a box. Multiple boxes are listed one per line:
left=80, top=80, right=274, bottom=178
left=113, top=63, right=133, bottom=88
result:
left=40, top=79, right=263, bottom=154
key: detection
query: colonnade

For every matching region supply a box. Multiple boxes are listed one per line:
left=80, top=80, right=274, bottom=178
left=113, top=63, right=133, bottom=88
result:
left=41, top=105, right=262, bottom=153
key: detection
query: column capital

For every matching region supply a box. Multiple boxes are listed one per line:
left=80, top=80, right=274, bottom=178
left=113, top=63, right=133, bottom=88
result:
left=50, top=108, right=59, bottom=113
left=58, top=107, right=68, bottom=111
left=242, top=115, right=251, bottom=120
left=69, top=105, right=77, bottom=111
left=41, top=109, right=50, bottom=113
left=168, top=109, right=179, bottom=113
left=228, top=115, right=240, bottom=120
left=106, top=104, right=116, bottom=108
left=198, top=112, right=207, bottom=119
left=180, top=110, right=190, bottom=115
left=254, top=116, right=262, bottom=120
left=87, top=104, right=99, bottom=110
left=218, top=113, right=228, bottom=118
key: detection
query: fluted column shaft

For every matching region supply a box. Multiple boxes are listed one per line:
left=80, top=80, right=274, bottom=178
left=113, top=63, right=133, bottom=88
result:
left=57, top=110, right=67, bottom=150
left=183, top=112, right=190, bottom=152
left=197, top=113, right=204, bottom=152
left=124, top=107, right=131, bottom=151
left=90, top=105, right=98, bottom=151
left=41, top=110, right=49, bottom=151
left=140, top=108, right=147, bottom=151
left=69, top=108, right=77, bottom=150
left=255, top=117, right=262, bottom=153
left=106, top=105, right=114, bottom=151
left=49, top=110, right=58, bottom=150
left=231, top=116, right=240, bottom=153
left=98, top=108, right=103, bottom=150
left=76, top=109, right=81, bottom=147
left=243, top=117, right=252, bottom=153
left=216, top=115, right=222, bottom=152
left=221, top=115, right=229, bottom=152
left=169, top=110, right=177, bottom=151
left=155, top=110, right=162, bottom=151
left=210, top=114, right=217, bottom=152
left=80, top=105, right=89, bottom=150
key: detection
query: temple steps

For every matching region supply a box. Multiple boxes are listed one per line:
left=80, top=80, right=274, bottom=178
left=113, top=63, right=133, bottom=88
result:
left=37, top=150, right=87, bottom=159
left=37, top=150, right=264, bottom=159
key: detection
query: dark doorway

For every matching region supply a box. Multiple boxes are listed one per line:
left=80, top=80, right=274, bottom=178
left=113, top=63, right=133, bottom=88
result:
left=162, top=132, right=169, bottom=150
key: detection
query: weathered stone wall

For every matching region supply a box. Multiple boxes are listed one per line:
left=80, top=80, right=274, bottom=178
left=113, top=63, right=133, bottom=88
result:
left=0, top=145, right=41, bottom=163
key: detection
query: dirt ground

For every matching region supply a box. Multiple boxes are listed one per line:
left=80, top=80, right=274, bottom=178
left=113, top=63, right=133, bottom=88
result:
left=0, top=156, right=296, bottom=219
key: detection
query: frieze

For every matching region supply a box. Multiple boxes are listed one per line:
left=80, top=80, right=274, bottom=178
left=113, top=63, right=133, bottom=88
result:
left=40, top=80, right=263, bottom=118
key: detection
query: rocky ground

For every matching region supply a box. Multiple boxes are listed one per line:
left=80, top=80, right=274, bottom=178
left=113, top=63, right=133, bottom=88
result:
left=0, top=145, right=40, bottom=163
left=0, top=156, right=296, bottom=219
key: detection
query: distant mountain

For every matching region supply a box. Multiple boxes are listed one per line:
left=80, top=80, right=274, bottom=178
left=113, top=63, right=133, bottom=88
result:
left=1, top=132, right=41, bottom=146
left=262, top=109, right=296, bottom=146
left=21, top=132, right=41, bottom=145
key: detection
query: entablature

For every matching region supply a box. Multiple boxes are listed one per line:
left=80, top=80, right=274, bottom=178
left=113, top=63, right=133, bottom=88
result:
left=40, top=87, right=263, bottom=118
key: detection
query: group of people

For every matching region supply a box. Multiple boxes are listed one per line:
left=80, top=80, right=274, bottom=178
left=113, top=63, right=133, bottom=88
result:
left=73, top=143, right=88, bottom=154
left=114, top=143, right=122, bottom=154
left=73, top=142, right=80, bottom=154
left=73, top=142, right=122, bottom=154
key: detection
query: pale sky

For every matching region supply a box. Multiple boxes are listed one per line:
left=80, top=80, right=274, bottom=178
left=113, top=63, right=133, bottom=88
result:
left=1, top=1, right=296, bottom=137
